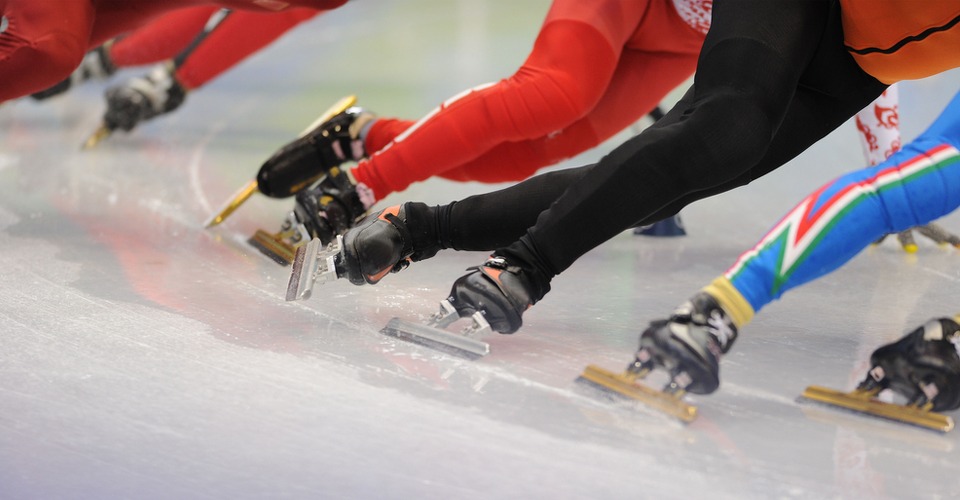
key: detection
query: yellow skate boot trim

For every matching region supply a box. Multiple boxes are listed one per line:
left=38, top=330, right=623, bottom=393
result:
left=702, top=276, right=754, bottom=329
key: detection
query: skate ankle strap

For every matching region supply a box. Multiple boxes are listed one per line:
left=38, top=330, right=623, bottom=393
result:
left=479, top=256, right=522, bottom=274
left=702, top=277, right=754, bottom=329
left=383, top=212, right=414, bottom=256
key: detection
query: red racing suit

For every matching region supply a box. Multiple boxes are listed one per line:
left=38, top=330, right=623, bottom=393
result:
left=0, top=0, right=345, bottom=102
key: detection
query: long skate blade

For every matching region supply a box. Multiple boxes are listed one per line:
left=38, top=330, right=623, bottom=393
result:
left=248, top=229, right=297, bottom=266
left=297, top=95, right=358, bottom=137
left=204, top=179, right=259, bottom=228
left=285, top=238, right=321, bottom=301
left=800, top=385, right=954, bottom=433
left=81, top=124, right=112, bottom=150
left=577, top=365, right=698, bottom=423
left=380, top=317, right=490, bottom=360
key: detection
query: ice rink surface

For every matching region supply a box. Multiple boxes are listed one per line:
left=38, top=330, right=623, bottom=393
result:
left=2, top=1, right=960, bottom=498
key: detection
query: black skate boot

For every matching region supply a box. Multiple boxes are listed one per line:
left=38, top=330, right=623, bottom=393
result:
left=204, top=97, right=361, bottom=229
left=81, top=63, right=187, bottom=149
left=103, top=64, right=187, bottom=133
left=378, top=254, right=547, bottom=359
left=442, top=256, right=545, bottom=334
left=252, top=166, right=372, bottom=266
left=857, top=318, right=960, bottom=412
left=256, top=101, right=376, bottom=198
left=628, top=292, right=738, bottom=395
left=801, top=318, right=960, bottom=431
left=338, top=203, right=444, bottom=285
left=292, top=167, right=371, bottom=244
left=285, top=203, right=442, bottom=300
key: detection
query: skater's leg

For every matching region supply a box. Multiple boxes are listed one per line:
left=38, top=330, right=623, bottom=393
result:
left=28, top=5, right=223, bottom=101
left=440, top=49, right=698, bottom=183
left=713, top=90, right=960, bottom=326
left=108, top=6, right=220, bottom=68
left=88, top=0, right=340, bottom=50
left=175, top=8, right=319, bottom=89
left=363, top=118, right=415, bottom=154
left=855, top=86, right=901, bottom=167
left=631, top=80, right=892, bottom=228
left=364, top=166, right=596, bottom=259
left=632, top=88, right=900, bottom=227
left=507, top=0, right=886, bottom=288
left=349, top=15, right=626, bottom=199
left=98, top=8, right=321, bottom=135
left=437, top=166, right=595, bottom=252
left=87, top=2, right=212, bottom=49
left=427, top=0, right=890, bottom=336
left=0, top=0, right=95, bottom=102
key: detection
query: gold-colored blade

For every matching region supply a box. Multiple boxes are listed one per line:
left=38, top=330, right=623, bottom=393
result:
left=296, top=95, right=358, bottom=137
left=204, top=179, right=258, bottom=228
left=248, top=228, right=297, bottom=265
left=578, top=364, right=697, bottom=422
left=81, top=124, right=112, bottom=150
left=800, top=385, right=954, bottom=433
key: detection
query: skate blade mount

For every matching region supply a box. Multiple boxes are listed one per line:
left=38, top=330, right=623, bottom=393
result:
left=800, top=385, right=954, bottom=433
left=285, top=236, right=342, bottom=301
left=203, top=95, right=358, bottom=229
left=380, top=300, right=491, bottom=359
left=249, top=229, right=299, bottom=266
left=247, top=211, right=311, bottom=266
left=577, top=365, right=698, bottom=423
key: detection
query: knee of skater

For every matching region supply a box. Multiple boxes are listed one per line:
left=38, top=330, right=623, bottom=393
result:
left=687, top=94, right=776, bottom=186
left=498, top=68, right=601, bottom=138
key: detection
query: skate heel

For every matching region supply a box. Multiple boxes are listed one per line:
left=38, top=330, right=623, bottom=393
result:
left=380, top=300, right=492, bottom=359
left=286, top=235, right=345, bottom=301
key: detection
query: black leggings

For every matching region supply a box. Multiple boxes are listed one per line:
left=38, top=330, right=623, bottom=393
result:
left=436, top=0, right=887, bottom=284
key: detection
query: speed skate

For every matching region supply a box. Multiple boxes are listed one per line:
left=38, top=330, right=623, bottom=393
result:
left=576, top=364, right=698, bottom=422
left=381, top=300, right=492, bottom=359
left=285, top=232, right=493, bottom=359
left=800, top=385, right=954, bottom=432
